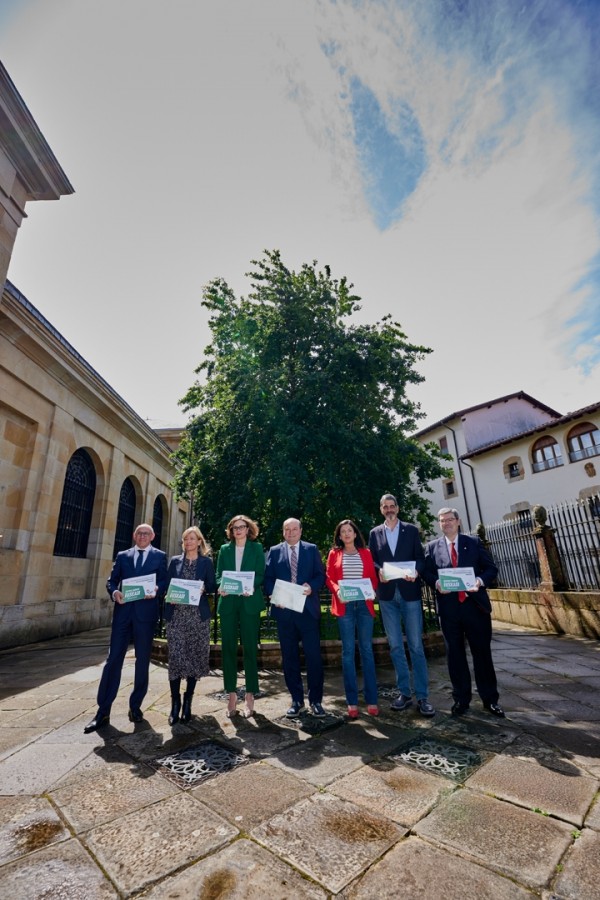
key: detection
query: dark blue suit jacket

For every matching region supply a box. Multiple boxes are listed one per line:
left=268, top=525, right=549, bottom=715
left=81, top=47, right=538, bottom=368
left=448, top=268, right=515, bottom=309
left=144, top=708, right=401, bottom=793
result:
left=368, top=521, right=425, bottom=602
left=423, top=534, right=497, bottom=613
left=264, top=540, right=325, bottom=620
left=164, top=554, right=216, bottom=623
left=106, top=546, right=169, bottom=623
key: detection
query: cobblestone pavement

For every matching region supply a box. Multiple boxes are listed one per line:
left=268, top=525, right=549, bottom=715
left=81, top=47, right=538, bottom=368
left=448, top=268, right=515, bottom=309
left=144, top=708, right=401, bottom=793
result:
left=0, top=622, right=599, bottom=898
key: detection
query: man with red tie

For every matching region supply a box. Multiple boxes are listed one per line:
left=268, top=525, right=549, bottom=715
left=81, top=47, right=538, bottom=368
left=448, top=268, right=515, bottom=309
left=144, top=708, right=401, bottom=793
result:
left=423, top=507, right=504, bottom=718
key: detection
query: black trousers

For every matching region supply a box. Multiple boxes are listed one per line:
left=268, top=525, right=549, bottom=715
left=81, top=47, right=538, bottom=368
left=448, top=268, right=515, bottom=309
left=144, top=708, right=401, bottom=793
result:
left=438, top=594, right=499, bottom=706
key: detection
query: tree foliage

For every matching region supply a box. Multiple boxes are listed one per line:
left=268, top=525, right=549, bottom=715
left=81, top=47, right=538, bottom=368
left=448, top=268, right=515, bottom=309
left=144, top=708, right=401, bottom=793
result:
left=173, top=250, right=446, bottom=550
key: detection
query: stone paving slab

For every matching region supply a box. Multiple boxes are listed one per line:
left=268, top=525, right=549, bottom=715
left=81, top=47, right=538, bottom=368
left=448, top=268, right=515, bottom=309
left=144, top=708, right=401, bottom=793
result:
left=50, top=759, right=178, bottom=833
left=0, top=740, right=93, bottom=795
left=8, top=697, right=91, bottom=728
left=265, top=733, right=365, bottom=786
left=325, top=717, right=415, bottom=760
left=0, top=837, right=119, bottom=899
left=84, top=791, right=238, bottom=896
left=251, top=792, right=405, bottom=894
left=140, top=837, right=327, bottom=898
left=329, top=757, right=455, bottom=827
left=208, top=714, right=304, bottom=758
left=423, top=715, right=518, bottom=755
left=467, top=753, right=599, bottom=826
left=0, top=796, right=69, bottom=866
left=0, top=725, right=49, bottom=759
left=584, top=794, right=600, bottom=830
left=192, top=759, right=315, bottom=830
left=552, top=827, right=600, bottom=900
left=345, top=835, right=535, bottom=899
left=414, top=788, right=573, bottom=890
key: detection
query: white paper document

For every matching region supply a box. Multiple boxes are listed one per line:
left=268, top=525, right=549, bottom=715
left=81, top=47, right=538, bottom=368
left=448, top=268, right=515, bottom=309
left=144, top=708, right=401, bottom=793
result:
left=338, top=578, right=375, bottom=602
left=438, top=567, right=477, bottom=591
left=270, top=579, right=306, bottom=613
left=121, top=574, right=157, bottom=602
left=382, top=560, right=417, bottom=580
left=220, top=570, right=256, bottom=595
left=165, top=578, right=203, bottom=605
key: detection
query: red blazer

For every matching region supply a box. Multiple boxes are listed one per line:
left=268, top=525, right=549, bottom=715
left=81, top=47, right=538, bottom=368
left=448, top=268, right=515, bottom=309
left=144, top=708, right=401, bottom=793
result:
left=325, top=547, right=378, bottom=617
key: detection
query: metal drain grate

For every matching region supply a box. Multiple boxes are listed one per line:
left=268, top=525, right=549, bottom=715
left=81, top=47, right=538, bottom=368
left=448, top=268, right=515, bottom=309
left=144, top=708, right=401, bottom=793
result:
left=153, top=740, right=250, bottom=787
left=377, top=683, right=402, bottom=700
left=209, top=688, right=268, bottom=703
left=390, top=738, right=484, bottom=782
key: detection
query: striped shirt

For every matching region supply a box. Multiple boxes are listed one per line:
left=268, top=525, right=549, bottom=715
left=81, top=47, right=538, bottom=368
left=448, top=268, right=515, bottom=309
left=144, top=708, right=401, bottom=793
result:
left=342, top=551, right=363, bottom=580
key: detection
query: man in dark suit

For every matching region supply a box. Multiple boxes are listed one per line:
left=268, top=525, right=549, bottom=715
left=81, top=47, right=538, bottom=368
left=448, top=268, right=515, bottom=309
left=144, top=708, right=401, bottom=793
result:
left=368, top=493, right=435, bottom=716
left=264, top=517, right=326, bottom=718
left=84, top=523, right=168, bottom=733
left=423, top=507, right=504, bottom=718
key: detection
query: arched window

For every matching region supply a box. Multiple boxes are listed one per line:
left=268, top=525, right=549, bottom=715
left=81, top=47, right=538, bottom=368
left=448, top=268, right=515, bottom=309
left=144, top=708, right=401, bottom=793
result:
left=152, top=495, right=165, bottom=549
left=113, top=477, right=137, bottom=557
left=53, top=449, right=96, bottom=558
left=567, top=422, right=600, bottom=462
left=531, top=436, right=563, bottom=473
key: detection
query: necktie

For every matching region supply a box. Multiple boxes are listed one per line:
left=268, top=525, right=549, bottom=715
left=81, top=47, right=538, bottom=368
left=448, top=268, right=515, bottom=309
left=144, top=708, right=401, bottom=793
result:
left=135, top=550, right=145, bottom=574
left=290, top=545, right=298, bottom=584
left=450, top=542, right=466, bottom=602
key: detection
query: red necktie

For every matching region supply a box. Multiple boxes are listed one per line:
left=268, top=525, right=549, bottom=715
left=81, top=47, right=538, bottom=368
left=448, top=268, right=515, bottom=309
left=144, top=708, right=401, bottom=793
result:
left=450, top=542, right=466, bottom=602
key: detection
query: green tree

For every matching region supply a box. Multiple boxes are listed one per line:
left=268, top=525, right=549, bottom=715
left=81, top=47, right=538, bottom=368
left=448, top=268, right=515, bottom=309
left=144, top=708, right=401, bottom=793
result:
left=174, top=250, right=446, bottom=550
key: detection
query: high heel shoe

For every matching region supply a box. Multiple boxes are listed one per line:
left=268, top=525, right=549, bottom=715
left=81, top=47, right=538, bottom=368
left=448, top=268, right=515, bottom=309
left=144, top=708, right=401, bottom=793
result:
left=226, top=691, right=238, bottom=718
left=347, top=705, right=359, bottom=719
left=367, top=705, right=380, bottom=717
left=243, top=692, right=255, bottom=718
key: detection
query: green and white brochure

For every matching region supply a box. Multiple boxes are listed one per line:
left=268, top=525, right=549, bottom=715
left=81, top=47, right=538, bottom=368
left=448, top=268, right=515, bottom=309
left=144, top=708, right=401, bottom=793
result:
left=165, top=578, right=203, bottom=605
left=438, top=567, right=477, bottom=591
left=220, top=570, right=255, bottom=595
left=338, top=578, right=375, bottom=602
left=121, top=574, right=157, bottom=602
left=270, top=579, right=306, bottom=613
left=382, top=561, right=417, bottom=580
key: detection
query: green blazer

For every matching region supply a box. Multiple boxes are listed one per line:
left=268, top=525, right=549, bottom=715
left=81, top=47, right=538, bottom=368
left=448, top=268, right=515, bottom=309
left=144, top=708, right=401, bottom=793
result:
left=215, top=540, right=266, bottom=615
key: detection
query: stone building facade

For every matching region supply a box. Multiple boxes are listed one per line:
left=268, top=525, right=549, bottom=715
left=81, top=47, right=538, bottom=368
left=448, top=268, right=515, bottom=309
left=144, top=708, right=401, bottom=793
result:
left=0, top=61, right=188, bottom=648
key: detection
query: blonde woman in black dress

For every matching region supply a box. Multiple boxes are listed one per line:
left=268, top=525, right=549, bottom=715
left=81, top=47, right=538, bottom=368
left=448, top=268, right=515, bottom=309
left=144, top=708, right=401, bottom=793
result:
left=165, top=526, right=216, bottom=724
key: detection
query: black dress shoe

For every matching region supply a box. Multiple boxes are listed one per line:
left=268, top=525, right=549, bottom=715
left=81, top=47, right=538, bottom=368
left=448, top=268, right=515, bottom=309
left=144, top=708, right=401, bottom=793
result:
left=83, top=714, right=110, bottom=734
left=451, top=701, right=470, bottom=717
left=485, top=702, right=505, bottom=718
left=128, top=708, right=144, bottom=723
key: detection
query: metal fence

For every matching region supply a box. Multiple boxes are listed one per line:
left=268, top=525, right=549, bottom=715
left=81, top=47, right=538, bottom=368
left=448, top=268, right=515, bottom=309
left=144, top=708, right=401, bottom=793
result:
left=547, top=494, right=600, bottom=590
left=480, top=492, right=600, bottom=592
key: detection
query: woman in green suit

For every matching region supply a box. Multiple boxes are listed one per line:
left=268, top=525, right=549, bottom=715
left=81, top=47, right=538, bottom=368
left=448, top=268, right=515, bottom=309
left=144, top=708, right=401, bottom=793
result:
left=216, top=514, right=265, bottom=718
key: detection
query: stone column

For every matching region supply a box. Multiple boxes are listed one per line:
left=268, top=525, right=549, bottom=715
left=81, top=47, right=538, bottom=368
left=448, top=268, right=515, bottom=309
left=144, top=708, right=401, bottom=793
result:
left=532, top=505, right=567, bottom=591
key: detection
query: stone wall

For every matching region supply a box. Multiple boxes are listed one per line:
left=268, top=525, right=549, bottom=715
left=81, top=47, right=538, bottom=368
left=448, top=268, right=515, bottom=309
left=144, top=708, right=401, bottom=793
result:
left=0, top=283, right=188, bottom=649
left=491, top=588, right=600, bottom=640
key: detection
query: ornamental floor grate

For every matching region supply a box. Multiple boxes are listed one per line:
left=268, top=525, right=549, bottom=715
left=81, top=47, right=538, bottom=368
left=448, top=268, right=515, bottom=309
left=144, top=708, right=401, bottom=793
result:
left=151, top=740, right=250, bottom=787
left=389, top=737, right=485, bottom=782
left=376, top=683, right=403, bottom=700
left=209, top=688, right=268, bottom=702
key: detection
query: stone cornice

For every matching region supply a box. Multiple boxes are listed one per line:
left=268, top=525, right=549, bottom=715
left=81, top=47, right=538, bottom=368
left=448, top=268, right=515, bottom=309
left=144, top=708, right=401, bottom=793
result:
left=2, top=281, right=173, bottom=467
left=0, top=61, right=74, bottom=200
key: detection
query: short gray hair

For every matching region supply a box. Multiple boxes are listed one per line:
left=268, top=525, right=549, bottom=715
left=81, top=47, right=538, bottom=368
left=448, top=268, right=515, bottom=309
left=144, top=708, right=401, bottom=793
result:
left=437, top=507, right=459, bottom=519
left=380, top=493, right=398, bottom=506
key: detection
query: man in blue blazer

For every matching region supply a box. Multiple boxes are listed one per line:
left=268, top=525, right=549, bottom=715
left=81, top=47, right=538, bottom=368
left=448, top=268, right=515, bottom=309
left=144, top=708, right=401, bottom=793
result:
left=369, top=493, right=435, bottom=716
left=264, top=518, right=326, bottom=718
left=84, top=523, right=168, bottom=733
left=423, top=507, right=504, bottom=718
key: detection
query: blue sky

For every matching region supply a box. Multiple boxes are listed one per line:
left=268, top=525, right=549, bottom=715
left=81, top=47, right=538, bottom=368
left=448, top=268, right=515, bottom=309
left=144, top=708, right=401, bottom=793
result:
left=1, top=0, right=599, bottom=429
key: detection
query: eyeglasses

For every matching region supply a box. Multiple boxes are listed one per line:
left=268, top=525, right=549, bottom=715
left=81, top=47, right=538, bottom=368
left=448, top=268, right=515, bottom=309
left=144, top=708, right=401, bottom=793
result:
left=438, top=518, right=457, bottom=524
left=136, top=531, right=152, bottom=536
left=232, top=524, right=248, bottom=531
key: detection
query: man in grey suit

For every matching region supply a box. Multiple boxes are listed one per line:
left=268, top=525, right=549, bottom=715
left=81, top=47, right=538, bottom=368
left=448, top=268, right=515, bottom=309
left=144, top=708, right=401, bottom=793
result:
left=368, top=494, right=435, bottom=716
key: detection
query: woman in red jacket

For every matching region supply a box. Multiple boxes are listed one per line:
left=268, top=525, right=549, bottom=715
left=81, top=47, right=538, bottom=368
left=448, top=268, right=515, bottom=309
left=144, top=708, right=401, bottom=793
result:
left=326, top=519, right=379, bottom=718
